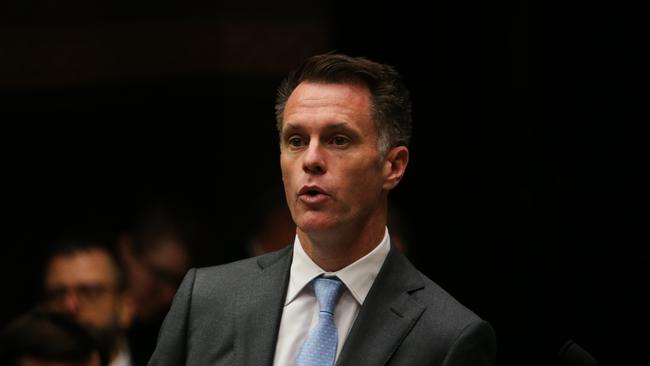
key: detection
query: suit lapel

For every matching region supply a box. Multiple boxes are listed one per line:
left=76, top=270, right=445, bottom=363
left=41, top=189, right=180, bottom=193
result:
left=234, top=246, right=293, bottom=366
left=336, top=247, right=426, bottom=366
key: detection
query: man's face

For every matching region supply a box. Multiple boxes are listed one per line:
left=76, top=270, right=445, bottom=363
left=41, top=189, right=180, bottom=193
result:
left=126, top=239, right=189, bottom=320
left=280, top=81, right=391, bottom=235
left=44, top=249, right=126, bottom=337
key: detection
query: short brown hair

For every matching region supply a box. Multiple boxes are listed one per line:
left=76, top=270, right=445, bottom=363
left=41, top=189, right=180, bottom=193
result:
left=275, top=53, right=413, bottom=154
left=0, top=309, right=107, bottom=366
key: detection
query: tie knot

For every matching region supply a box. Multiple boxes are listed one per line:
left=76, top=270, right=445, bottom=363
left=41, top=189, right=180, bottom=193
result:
left=312, top=277, right=344, bottom=315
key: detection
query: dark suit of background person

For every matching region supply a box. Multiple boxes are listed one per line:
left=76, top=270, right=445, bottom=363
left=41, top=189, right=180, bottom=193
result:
left=148, top=53, right=496, bottom=366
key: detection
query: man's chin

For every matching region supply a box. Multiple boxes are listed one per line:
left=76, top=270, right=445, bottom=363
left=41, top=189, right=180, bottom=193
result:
left=296, top=217, right=340, bottom=235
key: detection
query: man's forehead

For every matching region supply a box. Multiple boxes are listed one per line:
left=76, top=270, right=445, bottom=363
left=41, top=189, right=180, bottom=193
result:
left=47, top=250, right=116, bottom=282
left=50, top=248, right=112, bottom=264
left=288, top=81, right=371, bottom=105
left=282, top=82, right=374, bottom=132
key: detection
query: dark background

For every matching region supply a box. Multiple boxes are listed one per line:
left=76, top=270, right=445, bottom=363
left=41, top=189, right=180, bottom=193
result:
left=1, top=1, right=644, bottom=365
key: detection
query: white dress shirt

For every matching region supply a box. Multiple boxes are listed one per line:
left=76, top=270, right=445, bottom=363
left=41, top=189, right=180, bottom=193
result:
left=272, top=227, right=391, bottom=366
left=110, top=344, right=132, bottom=366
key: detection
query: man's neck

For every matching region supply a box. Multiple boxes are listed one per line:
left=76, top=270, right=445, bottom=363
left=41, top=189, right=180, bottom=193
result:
left=297, top=219, right=386, bottom=272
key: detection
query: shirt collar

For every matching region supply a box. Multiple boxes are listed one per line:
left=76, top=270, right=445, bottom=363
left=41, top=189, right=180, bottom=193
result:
left=286, top=227, right=391, bottom=305
left=109, top=343, right=131, bottom=366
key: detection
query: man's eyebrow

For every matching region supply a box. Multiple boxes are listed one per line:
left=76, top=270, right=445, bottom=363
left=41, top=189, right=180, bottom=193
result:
left=281, top=122, right=359, bottom=137
left=282, top=123, right=302, bottom=134
left=282, top=122, right=358, bottom=134
left=322, top=123, right=356, bottom=133
left=323, top=123, right=363, bottom=140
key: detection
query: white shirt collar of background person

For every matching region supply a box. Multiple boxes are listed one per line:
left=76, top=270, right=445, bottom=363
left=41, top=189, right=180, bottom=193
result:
left=272, top=227, right=391, bottom=366
left=110, top=343, right=132, bottom=366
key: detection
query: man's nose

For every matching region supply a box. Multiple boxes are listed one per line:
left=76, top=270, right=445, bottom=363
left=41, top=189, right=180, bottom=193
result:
left=302, top=141, right=327, bottom=174
left=61, top=292, right=81, bottom=316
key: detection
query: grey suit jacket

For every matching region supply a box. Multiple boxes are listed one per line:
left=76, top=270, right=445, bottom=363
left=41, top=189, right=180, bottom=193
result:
left=148, top=245, right=496, bottom=366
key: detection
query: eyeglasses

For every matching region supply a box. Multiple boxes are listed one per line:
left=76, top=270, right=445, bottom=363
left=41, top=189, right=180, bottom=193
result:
left=45, top=283, right=116, bottom=304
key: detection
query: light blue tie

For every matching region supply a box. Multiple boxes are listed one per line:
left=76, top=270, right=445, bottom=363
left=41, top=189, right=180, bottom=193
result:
left=293, top=276, right=345, bottom=366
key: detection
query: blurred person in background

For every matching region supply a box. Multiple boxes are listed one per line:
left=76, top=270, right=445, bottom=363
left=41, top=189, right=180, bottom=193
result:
left=0, top=308, right=106, bottom=366
left=117, top=204, right=193, bottom=366
left=41, top=240, right=133, bottom=366
left=245, top=184, right=296, bottom=257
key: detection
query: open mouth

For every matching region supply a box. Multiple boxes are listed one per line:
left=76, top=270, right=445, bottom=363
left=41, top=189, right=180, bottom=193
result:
left=299, top=185, right=326, bottom=196
left=305, top=189, right=322, bottom=197
left=298, top=186, right=328, bottom=203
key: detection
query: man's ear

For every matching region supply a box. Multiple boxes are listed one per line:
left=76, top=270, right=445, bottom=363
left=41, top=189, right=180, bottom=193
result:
left=382, top=146, right=409, bottom=190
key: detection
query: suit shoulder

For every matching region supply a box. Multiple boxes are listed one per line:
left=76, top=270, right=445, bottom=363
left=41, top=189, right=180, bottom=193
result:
left=418, top=270, right=482, bottom=319
left=385, top=250, right=486, bottom=331
left=193, top=245, right=292, bottom=289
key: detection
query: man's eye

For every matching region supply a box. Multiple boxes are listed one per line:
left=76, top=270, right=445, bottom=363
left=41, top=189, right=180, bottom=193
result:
left=288, top=136, right=305, bottom=147
left=331, top=136, right=350, bottom=146
left=77, top=284, right=106, bottom=299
